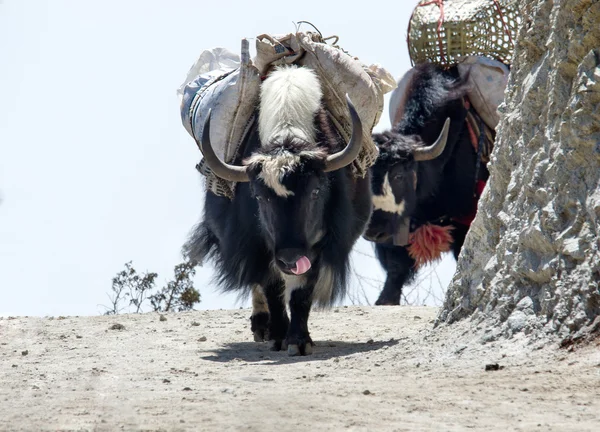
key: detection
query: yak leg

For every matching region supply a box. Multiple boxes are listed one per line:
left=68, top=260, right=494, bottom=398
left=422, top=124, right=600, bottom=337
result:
left=374, top=244, right=417, bottom=306
left=251, top=281, right=289, bottom=348
left=450, top=223, right=470, bottom=260
left=250, top=285, right=270, bottom=342
left=285, top=282, right=314, bottom=356
left=262, top=279, right=289, bottom=351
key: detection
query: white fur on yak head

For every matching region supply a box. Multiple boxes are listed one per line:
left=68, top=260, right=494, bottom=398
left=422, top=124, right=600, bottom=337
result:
left=199, top=64, right=363, bottom=276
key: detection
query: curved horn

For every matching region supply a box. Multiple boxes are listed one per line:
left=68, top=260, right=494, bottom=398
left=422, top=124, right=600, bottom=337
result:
left=323, top=94, right=364, bottom=173
left=413, top=117, right=450, bottom=162
left=200, top=109, right=250, bottom=182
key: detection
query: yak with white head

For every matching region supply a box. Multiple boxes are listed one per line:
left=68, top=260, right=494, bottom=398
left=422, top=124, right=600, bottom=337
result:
left=186, top=64, right=372, bottom=355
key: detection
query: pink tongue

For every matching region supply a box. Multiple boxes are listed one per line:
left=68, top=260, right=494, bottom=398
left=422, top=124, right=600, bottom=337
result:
left=291, top=256, right=311, bottom=275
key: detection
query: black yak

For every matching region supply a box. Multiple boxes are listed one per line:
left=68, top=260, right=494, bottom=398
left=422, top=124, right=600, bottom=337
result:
left=363, top=63, right=490, bottom=305
left=184, top=65, right=372, bottom=355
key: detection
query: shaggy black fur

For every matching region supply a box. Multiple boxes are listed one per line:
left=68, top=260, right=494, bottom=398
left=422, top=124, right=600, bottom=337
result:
left=364, top=63, right=490, bottom=306
left=184, top=108, right=372, bottom=354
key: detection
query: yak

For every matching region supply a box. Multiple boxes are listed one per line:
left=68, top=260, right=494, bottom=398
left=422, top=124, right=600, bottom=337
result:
left=363, top=63, right=490, bottom=306
left=184, top=65, right=372, bottom=355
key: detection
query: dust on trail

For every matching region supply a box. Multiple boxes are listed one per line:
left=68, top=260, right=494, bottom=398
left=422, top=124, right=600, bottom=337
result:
left=1, top=306, right=599, bottom=431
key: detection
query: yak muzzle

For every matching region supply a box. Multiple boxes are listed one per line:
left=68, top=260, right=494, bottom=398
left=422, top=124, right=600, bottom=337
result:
left=275, top=249, right=312, bottom=275
left=363, top=216, right=411, bottom=246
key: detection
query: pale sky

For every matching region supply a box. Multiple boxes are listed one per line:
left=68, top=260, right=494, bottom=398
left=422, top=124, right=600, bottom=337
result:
left=0, top=0, right=456, bottom=317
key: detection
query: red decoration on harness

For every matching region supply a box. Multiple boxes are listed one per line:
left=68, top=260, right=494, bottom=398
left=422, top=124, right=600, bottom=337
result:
left=407, top=223, right=454, bottom=268
left=465, top=116, right=479, bottom=152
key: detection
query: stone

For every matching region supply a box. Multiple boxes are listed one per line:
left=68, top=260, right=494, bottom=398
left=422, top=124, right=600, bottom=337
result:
left=439, top=0, right=600, bottom=340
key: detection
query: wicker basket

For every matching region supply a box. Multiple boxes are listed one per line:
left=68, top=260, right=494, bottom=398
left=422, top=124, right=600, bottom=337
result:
left=407, top=0, right=520, bottom=68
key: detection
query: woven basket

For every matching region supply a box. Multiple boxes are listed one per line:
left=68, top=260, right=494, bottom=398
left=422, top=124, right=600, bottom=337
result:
left=407, top=0, right=520, bottom=68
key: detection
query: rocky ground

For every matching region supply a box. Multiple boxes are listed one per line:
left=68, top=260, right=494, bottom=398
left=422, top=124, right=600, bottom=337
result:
left=1, top=306, right=599, bottom=431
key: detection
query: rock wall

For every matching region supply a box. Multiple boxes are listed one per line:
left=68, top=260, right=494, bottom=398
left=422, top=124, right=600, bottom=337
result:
left=439, top=0, right=600, bottom=339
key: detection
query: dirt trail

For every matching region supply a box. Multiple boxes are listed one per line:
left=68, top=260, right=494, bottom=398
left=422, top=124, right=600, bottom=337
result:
left=1, top=306, right=599, bottom=431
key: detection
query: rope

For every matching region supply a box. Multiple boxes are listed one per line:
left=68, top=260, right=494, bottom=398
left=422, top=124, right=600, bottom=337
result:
left=463, top=96, right=487, bottom=196
left=490, top=0, right=514, bottom=47
left=295, top=21, right=323, bottom=39
left=474, top=115, right=485, bottom=196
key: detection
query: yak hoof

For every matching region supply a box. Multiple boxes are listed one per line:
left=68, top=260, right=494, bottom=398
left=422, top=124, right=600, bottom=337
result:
left=374, top=298, right=400, bottom=306
left=268, top=339, right=287, bottom=351
left=253, top=329, right=269, bottom=342
left=287, top=341, right=314, bottom=356
left=287, top=344, right=301, bottom=356
left=250, top=312, right=270, bottom=342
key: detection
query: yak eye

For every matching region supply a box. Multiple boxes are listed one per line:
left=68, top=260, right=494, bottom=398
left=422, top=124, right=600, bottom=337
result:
left=311, top=188, right=320, bottom=199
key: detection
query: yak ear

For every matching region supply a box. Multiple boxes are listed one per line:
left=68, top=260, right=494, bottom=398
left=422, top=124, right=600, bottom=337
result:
left=371, top=132, right=389, bottom=146
left=372, top=131, right=401, bottom=151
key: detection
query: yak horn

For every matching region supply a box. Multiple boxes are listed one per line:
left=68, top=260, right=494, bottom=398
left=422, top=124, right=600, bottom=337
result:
left=324, top=94, right=364, bottom=173
left=413, top=118, right=451, bottom=162
left=200, top=109, right=250, bottom=182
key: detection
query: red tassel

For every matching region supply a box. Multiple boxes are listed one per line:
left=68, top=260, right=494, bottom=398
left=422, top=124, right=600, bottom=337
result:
left=407, top=223, right=454, bottom=268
